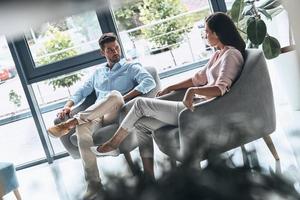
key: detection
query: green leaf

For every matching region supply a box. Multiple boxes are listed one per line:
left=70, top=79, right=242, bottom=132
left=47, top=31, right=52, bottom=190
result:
left=230, top=0, right=245, bottom=23
left=262, top=36, right=281, bottom=59
left=247, top=19, right=267, bottom=45
left=258, top=8, right=272, bottom=20
left=247, top=17, right=256, bottom=26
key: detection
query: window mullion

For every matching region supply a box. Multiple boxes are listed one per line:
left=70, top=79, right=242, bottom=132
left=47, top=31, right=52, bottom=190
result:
left=8, top=40, right=55, bottom=164
left=209, top=0, right=227, bottom=13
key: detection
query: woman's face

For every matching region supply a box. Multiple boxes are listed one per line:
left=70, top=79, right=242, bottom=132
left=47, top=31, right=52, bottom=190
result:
left=204, top=23, right=219, bottom=47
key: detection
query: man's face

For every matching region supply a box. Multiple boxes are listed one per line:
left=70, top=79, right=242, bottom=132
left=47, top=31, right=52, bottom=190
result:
left=101, top=40, right=121, bottom=64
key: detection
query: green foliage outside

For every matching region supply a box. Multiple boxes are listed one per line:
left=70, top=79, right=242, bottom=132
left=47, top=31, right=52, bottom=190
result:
left=37, top=25, right=82, bottom=96
left=114, top=0, right=144, bottom=37
left=114, top=0, right=209, bottom=65
left=139, top=0, right=193, bottom=51
left=9, top=90, right=21, bottom=109
left=48, top=73, right=83, bottom=96
left=37, top=26, right=78, bottom=65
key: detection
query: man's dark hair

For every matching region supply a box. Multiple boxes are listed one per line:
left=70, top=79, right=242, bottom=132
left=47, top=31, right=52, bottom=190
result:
left=98, top=32, right=118, bottom=50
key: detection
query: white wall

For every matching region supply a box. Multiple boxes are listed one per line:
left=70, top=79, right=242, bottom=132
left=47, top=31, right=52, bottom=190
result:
left=282, top=0, right=300, bottom=63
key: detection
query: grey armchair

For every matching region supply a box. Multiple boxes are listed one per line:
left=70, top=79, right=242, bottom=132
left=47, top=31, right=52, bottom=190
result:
left=153, top=49, right=279, bottom=163
left=54, top=66, right=161, bottom=159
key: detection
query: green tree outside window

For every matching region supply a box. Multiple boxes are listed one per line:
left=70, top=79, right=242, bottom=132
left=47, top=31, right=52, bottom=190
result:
left=37, top=25, right=82, bottom=97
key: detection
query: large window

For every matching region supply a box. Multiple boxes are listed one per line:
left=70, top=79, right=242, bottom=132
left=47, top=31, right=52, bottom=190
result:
left=111, top=0, right=213, bottom=72
left=3, top=0, right=227, bottom=168
left=4, top=2, right=117, bottom=167
left=0, top=36, right=46, bottom=165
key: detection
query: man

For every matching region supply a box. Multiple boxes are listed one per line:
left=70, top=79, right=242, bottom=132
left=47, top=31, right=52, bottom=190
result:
left=47, top=32, right=156, bottom=200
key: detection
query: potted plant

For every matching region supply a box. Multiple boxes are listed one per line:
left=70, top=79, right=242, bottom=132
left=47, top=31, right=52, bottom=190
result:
left=230, top=0, right=300, bottom=110
left=229, top=0, right=283, bottom=59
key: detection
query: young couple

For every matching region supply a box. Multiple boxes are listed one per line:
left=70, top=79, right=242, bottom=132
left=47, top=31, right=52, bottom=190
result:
left=91, top=12, right=245, bottom=158
left=48, top=12, right=245, bottom=200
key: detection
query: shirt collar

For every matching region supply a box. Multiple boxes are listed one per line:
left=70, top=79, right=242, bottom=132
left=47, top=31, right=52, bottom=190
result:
left=105, top=59, right=126, bottom=72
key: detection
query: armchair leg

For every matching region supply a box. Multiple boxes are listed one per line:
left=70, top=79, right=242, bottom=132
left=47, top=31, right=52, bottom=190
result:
left=169, top=158, right=177, bottom=169
left=263, top=135, right=280, bottom=161
left=13, top=188, right=21, bottom=200
left=123, top=152, right=140, bottom=176
left=241, top=145, right=249, bottom=166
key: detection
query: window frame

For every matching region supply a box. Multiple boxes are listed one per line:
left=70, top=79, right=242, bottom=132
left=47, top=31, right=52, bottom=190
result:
left=13, top=0, right=118, bottom=84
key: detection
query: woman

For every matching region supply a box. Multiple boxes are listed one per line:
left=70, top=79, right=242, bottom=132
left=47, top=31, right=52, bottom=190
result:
left=91, top=12, right=246, bottom=155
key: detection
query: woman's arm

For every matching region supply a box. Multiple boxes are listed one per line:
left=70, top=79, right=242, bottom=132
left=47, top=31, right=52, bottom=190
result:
left=157, top=77, right=194, bottom=97
left=168, top=78, right=194, bottom=91
left=183, top=86, right=222, bottom=111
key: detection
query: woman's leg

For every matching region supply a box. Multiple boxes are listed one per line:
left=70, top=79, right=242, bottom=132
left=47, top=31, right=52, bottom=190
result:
left=98, top=97, right=185, bottom=152
left=135, top=117, right=171, bottom=179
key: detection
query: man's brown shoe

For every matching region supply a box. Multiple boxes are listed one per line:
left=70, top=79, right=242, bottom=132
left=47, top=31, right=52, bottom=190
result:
left=47, top=119, right=76, bottom=138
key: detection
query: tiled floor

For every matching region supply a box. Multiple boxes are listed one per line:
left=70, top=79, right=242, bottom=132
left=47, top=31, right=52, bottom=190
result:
left=3, top=69, right=300, bottom=200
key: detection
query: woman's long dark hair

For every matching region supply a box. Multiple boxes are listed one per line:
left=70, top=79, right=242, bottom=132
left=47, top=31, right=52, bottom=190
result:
left=206, top=12, right=246, bottom=58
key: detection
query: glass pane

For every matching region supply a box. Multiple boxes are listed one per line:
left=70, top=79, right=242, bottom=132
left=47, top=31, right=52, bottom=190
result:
left=0, top=36, right=46, bottom=165
left=32, top=65, right=100, bottom=154
left=224, top=0, right=235, bottom=10
left=111, top=0, right=213, bottom=72
left=26, top=11, right=102, bottom=67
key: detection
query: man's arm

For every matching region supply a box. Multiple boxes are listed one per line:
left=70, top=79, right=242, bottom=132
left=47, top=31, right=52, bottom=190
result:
left=157, top=78, right=194, bottom=97
left=129, top=63, right=156, bottom=95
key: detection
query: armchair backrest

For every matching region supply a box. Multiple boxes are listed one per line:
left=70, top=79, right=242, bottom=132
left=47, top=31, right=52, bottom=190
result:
left=178, top=49, right=276, bottom=159
left=140, top=66, right=161, bottom=98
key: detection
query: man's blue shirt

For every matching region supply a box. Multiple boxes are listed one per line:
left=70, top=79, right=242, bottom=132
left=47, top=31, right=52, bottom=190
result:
left=70, top=59, right=156, bottom=105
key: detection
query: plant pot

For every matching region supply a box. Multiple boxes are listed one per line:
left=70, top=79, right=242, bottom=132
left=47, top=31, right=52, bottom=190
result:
left=269, top=49, right=300, bottom=110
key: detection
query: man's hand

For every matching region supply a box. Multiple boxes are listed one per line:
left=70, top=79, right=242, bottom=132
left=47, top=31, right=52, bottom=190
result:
left=57, top=107, right=71, bottom=120
left=156, top=87, right=172, bottom=97
left=183, top=87, right=196, bottom=111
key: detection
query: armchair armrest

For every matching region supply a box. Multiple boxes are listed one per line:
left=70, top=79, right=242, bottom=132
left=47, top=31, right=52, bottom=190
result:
left=157, top=89, right=187, bottom=101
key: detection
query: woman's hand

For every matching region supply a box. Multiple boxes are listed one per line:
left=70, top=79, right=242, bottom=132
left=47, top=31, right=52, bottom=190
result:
left=156, top=87, right=172, bottom=97
left=183, top=87, right=196, bottom=111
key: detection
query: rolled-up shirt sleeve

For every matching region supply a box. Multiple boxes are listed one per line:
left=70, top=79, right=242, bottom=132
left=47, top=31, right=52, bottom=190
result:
left=69, top=74, right=95, bottom=105
left=192, top=54, right=216, bottom=86
left=129, top=63, right=156, bottom=94
left=192, top=66, right=208, bottom=86
left=215, top=50, right=244, bottom=95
